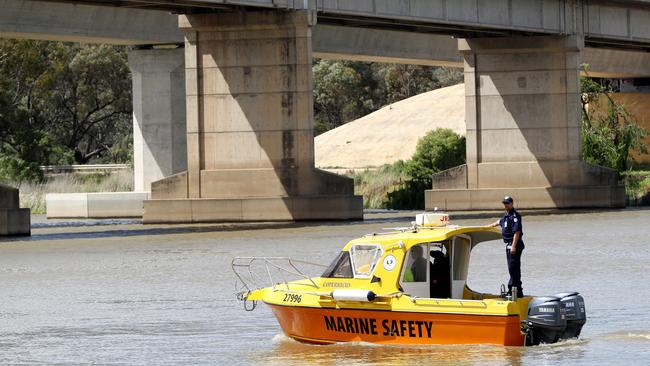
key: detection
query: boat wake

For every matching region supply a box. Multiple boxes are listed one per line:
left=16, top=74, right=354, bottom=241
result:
left=271, top=334, right=293, bottom=343
left=602, top=331, right=650, bottom=341
left=530, top=337, right=588, bottom=348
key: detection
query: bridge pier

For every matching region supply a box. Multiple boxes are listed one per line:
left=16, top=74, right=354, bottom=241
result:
left=426, top=35, right=625, bottom=210
left=143, top=11, right=362, bottom=223
left=0, top=184, right=30, bottom=236
left=129, top=47, right=187, bottom=192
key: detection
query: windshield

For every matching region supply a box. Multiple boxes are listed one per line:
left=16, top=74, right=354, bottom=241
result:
left=321, top=251, right=353, bottom=278
left=350, top=244, right=383, bottom=278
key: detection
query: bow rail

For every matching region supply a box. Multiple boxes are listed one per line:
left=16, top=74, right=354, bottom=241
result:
left=232, top=257, right=327, bottom=298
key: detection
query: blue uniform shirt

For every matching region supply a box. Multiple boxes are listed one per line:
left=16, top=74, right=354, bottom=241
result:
left=499, top=208, right=524, bottom=246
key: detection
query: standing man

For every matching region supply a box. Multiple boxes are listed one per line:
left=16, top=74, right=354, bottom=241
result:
left=489, top=196, right=524, bottom=297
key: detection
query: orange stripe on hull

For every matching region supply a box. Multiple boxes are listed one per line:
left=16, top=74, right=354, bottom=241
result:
left=268, top=304, right=525, bottom=346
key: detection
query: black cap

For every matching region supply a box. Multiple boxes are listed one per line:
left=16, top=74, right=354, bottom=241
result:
left=502, top=196, right=514, bottom=204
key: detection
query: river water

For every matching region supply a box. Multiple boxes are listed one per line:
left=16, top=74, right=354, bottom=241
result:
left=0, top=209, right=648, bottom=365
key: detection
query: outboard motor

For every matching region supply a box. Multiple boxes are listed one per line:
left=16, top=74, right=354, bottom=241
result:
left=554, top=292, right=587, bottom=339
left=524, top=296, right=567, bottom=346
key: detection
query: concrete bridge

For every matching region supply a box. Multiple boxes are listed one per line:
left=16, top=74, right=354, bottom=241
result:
left=3, top=0, right=650, bottom=222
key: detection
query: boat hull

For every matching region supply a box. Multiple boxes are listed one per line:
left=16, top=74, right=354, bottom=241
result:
left=268, top=303, right=526, bottom=346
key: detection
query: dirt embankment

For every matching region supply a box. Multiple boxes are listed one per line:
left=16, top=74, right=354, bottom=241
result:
left=315, top=83, right=466, bottom=171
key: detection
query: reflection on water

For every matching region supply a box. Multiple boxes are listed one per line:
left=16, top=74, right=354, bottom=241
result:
left=0, top=209, right=649, bottom=364
left=252, top=334, right=600, bottom=366
left=256, top=335, right=528, bottom=366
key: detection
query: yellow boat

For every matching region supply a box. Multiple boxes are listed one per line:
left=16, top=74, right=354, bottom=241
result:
left=233, top=213, right=586, bottom=346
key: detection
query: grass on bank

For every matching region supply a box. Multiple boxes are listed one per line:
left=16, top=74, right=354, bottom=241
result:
left=348, top=163, right=409, bottom=209
left=11, top=170, right=133, bottom=214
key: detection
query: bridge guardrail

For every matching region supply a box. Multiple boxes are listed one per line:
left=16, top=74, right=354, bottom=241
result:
left=40, top=164, right=131, bottom=175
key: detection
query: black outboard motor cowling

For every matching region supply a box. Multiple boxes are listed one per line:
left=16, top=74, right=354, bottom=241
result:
left=524, top=296, right=567, bottom=346
left=554, top=292, right=586, bottom=339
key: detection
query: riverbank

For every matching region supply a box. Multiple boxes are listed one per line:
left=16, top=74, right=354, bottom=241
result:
left=352, top=166, right=650, bottom=209
left=12, top=170, right=133, bottom=214
left=9, top=167, right=650, bottom=219
left=10, top=165, right=649, bottom=216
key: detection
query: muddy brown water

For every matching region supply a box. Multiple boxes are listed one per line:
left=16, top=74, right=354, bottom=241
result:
left=1, top=210, right=649, bottom=365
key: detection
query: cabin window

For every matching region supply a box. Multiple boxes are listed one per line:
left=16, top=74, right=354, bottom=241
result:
left=321, top=251, right=353, bottom=278
left=350, top=244, right=383, bottom=278
left=402, top=244, right=428, bottom=282
left=400, top=242, right=452, bottom=299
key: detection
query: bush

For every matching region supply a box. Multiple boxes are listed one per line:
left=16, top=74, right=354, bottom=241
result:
left=0, top=155, right=44, bottom=185
left=405, top=128, right=466, bottom=186
left=623, top=170, right=650, bottom=206
left=386, top=179, right=430, bottom=210
left=349, top=129, right=466, bottom=210
left=581, top=71, right=648, bottom=172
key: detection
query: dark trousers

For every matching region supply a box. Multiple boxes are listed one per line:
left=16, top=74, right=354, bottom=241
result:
left=506, top=244, right=524, bottom=297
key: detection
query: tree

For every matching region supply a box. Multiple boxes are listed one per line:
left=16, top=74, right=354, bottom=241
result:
left=37, top=44, right=132, bottom=164
left=0, top=40, right=132, bottom=182
left=313, top=60, right=372, bottom=134
left=0, top=40, right=58, bottom=182
left=374, top=64, right=462, bottom=104
left=581, top=71, right=648, bottom=172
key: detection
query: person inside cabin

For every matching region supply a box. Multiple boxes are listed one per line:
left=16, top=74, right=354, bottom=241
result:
left=404, top=245, right=428, bottom=282
left=488, top=196, right=525, bottom=298
left=429, top=248, right=451, bottom=298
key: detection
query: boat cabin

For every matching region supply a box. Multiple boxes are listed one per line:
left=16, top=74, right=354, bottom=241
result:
left=320, top=214, right=502, bottom=301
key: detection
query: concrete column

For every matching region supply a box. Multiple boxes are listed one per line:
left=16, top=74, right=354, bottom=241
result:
left=426, top=35, right=625, bottom=210
left=129, top=47, right=187, bottom=192
left=143, top=11, right=362, bottom=223
left=0, top=184, right=30, bottom=236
